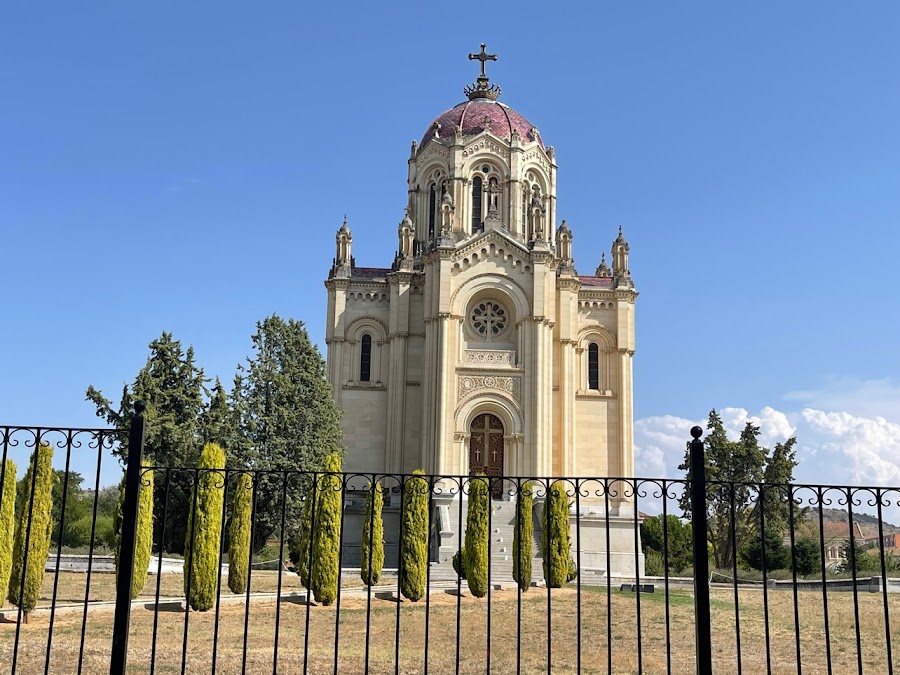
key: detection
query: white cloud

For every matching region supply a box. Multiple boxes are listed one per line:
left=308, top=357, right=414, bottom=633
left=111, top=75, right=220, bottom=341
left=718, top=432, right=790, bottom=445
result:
left=634, top=391, right=900, bottom=520
left=784, top=377, right=900, bottom=423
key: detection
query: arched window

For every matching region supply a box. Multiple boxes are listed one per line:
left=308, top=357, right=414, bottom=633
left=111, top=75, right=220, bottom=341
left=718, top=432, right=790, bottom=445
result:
left=588, top=343, right=599, bottom=390
left=428, top=184, right=437, bottom=238
left=521, top=187, right=527, bottom=231
left=360, top=334, right=372, bottom=382
left=471, top=176, right=483, bottom=233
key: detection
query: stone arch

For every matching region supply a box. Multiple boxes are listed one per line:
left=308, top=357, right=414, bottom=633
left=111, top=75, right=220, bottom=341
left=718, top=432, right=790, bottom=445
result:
left=345, top=317, right=388, bottom=384
left=577, top=325, right=617, bottom=393
left=450, top=273, right=530, bottom=321
left=454, top=392, right=526, bottom=478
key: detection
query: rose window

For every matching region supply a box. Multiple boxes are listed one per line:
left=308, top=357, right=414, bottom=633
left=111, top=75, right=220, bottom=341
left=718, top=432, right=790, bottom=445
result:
left=471, top=301, right=507, bottom=338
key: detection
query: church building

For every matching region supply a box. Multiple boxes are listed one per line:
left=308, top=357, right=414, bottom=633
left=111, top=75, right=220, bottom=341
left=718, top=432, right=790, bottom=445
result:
left=324, top=47, right=640, bottom=573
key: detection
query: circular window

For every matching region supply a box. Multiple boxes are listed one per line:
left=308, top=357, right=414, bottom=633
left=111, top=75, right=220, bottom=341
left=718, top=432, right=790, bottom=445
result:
left=470, top=301, right=508, bottom=338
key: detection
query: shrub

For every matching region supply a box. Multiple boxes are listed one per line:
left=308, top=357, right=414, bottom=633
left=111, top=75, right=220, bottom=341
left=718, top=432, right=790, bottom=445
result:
left=360, top=482, right=384, bottom=586
left=228, top=473, right=253, bottom=594
left=644, top=550, right=665, bottom=577
left=0, top=459, right=17, bottom=603
left=464, top=475, right=489, bottom=598
left=792, top=535, right=821, bottom=577
left=310, top=453, right=343, bottom=605
left=8, top=442, right=55, bottom=616
left=512, top=481, right=533, bottom=591
left=640, top=514, right=693, bottom=574
left=114, top=470, right=154, bottom=598
left=184, top=443, right=226, bottom=611
left=542, top=482, right=575, bottom=588
left=740, top=527, right=789, bottom=572
left=452, top=548, right=467, bottom=580
left=399, top=470, right=429, bottom=602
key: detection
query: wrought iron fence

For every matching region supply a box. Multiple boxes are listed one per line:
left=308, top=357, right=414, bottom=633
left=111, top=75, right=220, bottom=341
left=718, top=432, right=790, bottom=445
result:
left=0, top=416, right=898, bottom=674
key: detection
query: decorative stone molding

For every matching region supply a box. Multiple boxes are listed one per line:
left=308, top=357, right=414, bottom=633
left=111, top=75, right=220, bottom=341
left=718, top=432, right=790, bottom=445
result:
left=464, top=349, right=515, bottom=367
left=462, top=137, right=510, bottom=160
left=458, top=375, right=521, bottom=401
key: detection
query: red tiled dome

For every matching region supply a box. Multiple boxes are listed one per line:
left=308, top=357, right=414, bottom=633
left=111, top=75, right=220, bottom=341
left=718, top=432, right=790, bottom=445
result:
left=421, top=99, right=544, bottom=149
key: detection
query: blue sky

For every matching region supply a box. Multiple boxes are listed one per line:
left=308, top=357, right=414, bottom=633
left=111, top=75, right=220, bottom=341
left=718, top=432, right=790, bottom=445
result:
left=2, top=3, right=899, bottom=488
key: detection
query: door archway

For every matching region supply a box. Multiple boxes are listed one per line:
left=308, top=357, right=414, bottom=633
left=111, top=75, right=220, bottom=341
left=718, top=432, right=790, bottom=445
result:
left=469, top=413, right=504, bottom=497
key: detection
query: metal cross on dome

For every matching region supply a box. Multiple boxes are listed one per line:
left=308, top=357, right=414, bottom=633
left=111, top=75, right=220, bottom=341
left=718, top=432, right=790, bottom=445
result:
left=469, top=43, right=498, bottom=78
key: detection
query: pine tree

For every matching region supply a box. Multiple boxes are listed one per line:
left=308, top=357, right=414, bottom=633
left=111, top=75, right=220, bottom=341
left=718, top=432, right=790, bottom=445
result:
left=8, top=442, right=55, bottom=618
left=227, top=473, right=253, bottom=594
left=184, top=443, right=226, bottom=611
left=201, top=377, right=242, bottom=465
left=114, top=470, right=155, bottom=599
left=87, top=332, right=206, bottom=553
left=679, top=410, right=799, bottom=569
left=0, top=459, right=17, bottom=605
left=512, top=481, right=533, bottom=591
left=542, top=482, right=575, bottom=588
left=360, top=481, right=384, bottom=586
left=465, top=475, right=490, bottom=598
left=310, top=453, right=343, bottom=605
left=232, top=315, right=343, bottom=550
left=399, top=470, right=429, bottom=602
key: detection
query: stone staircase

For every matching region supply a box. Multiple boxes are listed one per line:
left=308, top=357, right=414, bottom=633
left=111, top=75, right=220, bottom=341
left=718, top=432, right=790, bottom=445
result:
left=432, top=499, right=543, bottom=584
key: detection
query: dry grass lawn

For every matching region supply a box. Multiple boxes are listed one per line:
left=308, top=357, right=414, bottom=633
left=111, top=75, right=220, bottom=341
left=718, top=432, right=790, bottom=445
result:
left=1, top=572, right=899, bottom=673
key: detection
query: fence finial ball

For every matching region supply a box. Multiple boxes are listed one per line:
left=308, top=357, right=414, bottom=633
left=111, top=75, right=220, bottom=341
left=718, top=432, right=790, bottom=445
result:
left=134, top=400, right=147, bottom=414
left=690, top=426, right=703, bottom=439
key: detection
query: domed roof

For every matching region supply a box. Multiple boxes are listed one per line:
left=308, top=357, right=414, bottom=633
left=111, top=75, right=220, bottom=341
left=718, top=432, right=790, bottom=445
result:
left=421, top=98, right=544, bottom=149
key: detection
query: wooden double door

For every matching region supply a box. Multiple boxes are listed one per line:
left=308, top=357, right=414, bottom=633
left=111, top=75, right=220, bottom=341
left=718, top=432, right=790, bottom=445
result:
left=469, top=413, right=504, bottom=498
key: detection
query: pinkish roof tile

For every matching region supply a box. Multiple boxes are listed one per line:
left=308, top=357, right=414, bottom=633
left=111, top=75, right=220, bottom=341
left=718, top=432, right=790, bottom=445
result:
left=421, top=99, right=543, bottom=148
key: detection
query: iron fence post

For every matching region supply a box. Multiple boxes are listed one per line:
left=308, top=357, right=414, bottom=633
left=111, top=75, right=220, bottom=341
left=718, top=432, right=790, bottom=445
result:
left=690, top=425, right=713, bottom=675
left=110, top=401, right=146, bottom=674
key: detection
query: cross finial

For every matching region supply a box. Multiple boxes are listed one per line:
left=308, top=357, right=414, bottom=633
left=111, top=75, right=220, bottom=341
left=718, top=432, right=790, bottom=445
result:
left=464, top=44, right=502, bottom=101
left=469, top=43, right=498, bottom=78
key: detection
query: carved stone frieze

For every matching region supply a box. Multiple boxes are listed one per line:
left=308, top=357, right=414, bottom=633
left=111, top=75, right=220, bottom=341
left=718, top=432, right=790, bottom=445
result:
left=464, top=349, right=516, bottom=367
left=462, top=138, right=510, bottom=160
left=458, top=374, right=520, bottom=400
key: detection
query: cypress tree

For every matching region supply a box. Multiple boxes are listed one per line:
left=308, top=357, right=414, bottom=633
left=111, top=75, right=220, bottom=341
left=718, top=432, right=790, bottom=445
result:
left=464, top=475, right=489, bottom=598
left=512, top=481, right=533, bottom=591
left=399, top=470, right=429, bottom=602
left=0, top=459, right=17, bottom=604
left=184, top=443, right=226, bottom=611
left=360, top=481, right=384, bottom=586
left=542, top=482, right=576, bottom=588
left=227, top=473, right=253, bottom=594
left=310, top=453, right=343, bottom=606
left=8, top=442, right=55, bottom=618
left=114, top=470, right=155, bottom=599
left=293, top=480, right=317, bottom=590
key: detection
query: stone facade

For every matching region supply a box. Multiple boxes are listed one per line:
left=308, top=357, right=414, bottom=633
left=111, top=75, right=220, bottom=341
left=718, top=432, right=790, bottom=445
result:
left=324, top=53, right=642, bottom=576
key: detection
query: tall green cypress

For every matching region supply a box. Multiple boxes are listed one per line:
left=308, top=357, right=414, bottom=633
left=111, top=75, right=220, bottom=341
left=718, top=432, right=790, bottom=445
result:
left=399, top=470, right=429, bottom=602
left=227, top=473, right=253, bottom=594
left=310, top=453, right=343, bottom=606
left=0, top=459, right=17, bottom=604
left=184, top=443, right=226, bottom=611
left=360, top=482, right=384, bottom=586
left=464, top=475, right=489, bottom=598
left=512, top=481, right=533, bottom=591
left=542, top=482, right=576, bottom=588
left=8, top=442, right=55, bottom=617
left=293, top=480, right=317, bottom=590
left=114, top=470, right=155, bottom=599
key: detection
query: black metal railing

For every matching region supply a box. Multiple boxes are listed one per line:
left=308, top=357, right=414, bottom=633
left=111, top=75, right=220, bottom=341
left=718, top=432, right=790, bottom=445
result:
left=1, top=417, right=898, bottom=673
